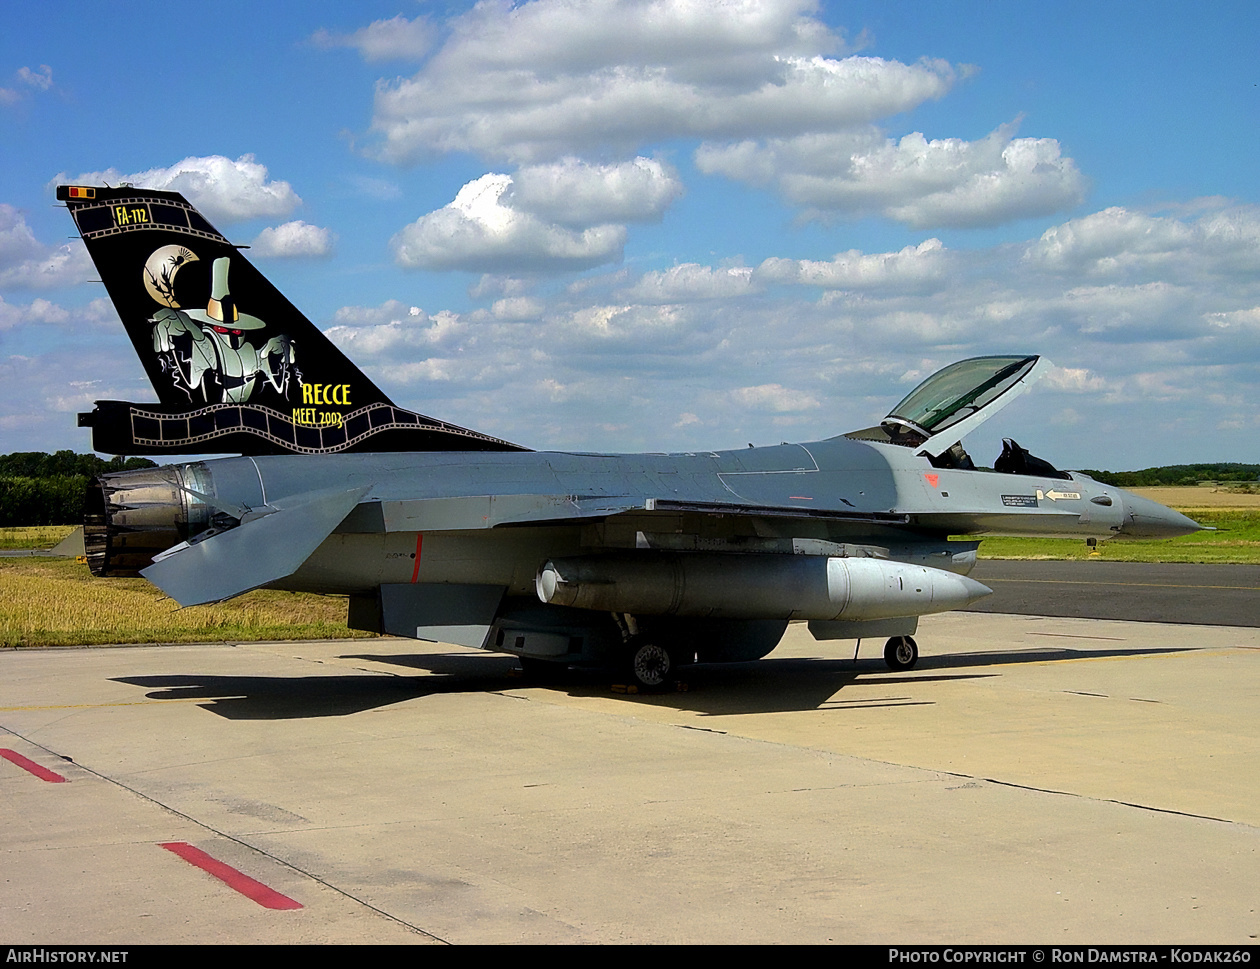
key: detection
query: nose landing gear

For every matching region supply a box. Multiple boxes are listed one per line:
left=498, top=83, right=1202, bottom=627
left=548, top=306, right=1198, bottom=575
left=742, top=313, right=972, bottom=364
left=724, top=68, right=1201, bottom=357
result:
left=883, top=635, right=919, bottom=671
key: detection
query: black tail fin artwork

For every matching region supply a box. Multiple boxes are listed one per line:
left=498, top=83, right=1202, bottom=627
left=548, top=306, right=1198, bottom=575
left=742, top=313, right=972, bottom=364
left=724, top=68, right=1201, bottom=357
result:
left=58, top=185, right=523, bottom=455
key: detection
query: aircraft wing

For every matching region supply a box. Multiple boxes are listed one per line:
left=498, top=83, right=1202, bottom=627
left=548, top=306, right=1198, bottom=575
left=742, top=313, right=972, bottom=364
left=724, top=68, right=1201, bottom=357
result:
left=336, top=493, right=911, bottom=533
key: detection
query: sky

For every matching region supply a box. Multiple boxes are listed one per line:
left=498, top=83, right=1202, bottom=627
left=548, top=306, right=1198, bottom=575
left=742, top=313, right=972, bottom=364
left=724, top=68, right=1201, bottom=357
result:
left=2, top=0, right=1259, bottom=471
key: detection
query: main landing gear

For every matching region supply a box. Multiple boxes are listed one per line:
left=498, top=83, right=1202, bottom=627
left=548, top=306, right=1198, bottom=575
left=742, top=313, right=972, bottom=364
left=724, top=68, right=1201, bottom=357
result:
left=883, top=635, right=919, bottom=671
left=626, top=639, right=675, bottom=690
left=613, top=613, right=685, bottom=691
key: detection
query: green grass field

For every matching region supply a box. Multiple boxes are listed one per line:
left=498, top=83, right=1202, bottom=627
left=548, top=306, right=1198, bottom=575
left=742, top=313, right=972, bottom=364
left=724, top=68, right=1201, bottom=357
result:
left=0, top=524, right=77, bottom=549
left=962, top=509, right=1260, bottom=563
left=0, top=556, right=370, bottom=648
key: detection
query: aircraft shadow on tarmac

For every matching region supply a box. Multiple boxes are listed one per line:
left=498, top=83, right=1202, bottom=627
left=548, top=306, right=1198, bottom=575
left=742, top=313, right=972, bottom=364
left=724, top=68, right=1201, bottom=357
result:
left=110, top=644, right=1195, bottom=721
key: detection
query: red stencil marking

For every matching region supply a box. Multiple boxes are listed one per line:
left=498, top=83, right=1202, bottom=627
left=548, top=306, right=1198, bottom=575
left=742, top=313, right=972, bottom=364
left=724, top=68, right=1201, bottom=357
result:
left=159, top=841, right=303, bottom=910
left=0, top=748, right=67, bottom=783
left=410, top=532, right=424, bottom=583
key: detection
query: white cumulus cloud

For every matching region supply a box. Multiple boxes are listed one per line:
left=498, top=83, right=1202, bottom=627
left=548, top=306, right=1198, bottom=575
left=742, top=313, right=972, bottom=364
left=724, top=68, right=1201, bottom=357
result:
left=732, top=383, right=821, bottom=412
left=0, top=206, right=94, bottom=289
left=1027, top=204, right=1260, bottom=280
left=699, top=123, right=1086, bottom=228
left=1, top=64, right=53, bottom=105
left=1026, top=207, right=1197, bottom=274
left=391, top=173, right=626, bottom=273
left=511, top=157, right=683, bottom=226
left=619, top=263, right=755, bottom=302
left=492, top=296, right=546, bottom=320
left=391, top=158, right=684, bottom=274
left=58, top=154, right=301, bottom=224
left=311, top=15, right=435, bottom=61
left=0, top=205, right=44, bottom=267
left=0, top=296, right=117, bottom=332
left=366, top=0, right=953, bottom=163
left=17, top=65, right=53, bottom=91
left=328, top=300, right=427, bottom=328
left=325, top=310, right=469, bottom=357
left=251, top=221, right=336, bottom=258
left=757, top=239, right=949, bottom=291
left=1205, top=307, right=1260, bottom=332
left=1044, top=367, right=1107, bottom=393
left=339, top=1, right=1084, bottom=230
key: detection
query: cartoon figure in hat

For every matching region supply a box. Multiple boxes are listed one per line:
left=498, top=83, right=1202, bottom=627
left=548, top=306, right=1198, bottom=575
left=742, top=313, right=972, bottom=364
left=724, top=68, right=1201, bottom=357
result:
left=149, top=253, right=298, bottom=404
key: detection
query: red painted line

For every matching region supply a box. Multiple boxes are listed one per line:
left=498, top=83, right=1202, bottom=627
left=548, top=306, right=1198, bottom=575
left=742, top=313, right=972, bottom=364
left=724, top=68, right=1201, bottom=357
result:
left=410, top=531, right=423, bottom=583
left=159, top=842, right=303, bottom=910
left=0, top=748, right=67, bottom=783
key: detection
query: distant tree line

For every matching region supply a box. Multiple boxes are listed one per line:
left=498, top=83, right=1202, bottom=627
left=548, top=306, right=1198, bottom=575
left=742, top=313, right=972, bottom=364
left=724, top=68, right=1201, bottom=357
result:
left=1076, top=463, right=1260, bottom=487
left=0, top=451, right=156, bottom=527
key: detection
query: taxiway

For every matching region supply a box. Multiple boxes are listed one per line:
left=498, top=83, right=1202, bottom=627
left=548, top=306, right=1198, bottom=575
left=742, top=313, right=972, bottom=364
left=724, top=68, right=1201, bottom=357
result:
left=2, top=610, right=1257, bottom=944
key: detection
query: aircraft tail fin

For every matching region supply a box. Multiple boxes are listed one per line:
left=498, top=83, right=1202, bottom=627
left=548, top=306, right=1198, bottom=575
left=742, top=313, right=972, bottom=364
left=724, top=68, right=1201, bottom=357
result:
left=57, top=185, right=523, bottom=455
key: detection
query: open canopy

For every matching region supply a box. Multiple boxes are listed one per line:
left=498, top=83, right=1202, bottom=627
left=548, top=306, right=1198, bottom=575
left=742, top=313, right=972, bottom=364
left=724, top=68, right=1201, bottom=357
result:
left=863, top=355, right=1049, bottom=457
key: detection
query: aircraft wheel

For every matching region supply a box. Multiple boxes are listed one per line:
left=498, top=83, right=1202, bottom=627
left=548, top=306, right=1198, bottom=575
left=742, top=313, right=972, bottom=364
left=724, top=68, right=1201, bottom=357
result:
left=626, top=640, right=674, bottom=690
left=883, top=635, right=919, bottom=671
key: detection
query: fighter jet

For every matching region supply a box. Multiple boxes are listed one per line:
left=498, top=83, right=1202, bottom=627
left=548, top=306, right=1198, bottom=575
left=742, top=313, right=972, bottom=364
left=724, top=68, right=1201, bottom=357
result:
left=57, top=184, right=1201, bottom=689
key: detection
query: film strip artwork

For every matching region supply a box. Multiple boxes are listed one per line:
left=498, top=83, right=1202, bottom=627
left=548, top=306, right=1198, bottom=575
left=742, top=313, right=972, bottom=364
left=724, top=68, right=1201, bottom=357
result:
left=81, top=400, right=519, bottom=455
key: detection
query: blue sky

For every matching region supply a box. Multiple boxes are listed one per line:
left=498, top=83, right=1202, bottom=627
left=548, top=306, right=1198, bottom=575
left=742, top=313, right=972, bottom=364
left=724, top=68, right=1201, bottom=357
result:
left=2, top=0, right=1259, bottom=469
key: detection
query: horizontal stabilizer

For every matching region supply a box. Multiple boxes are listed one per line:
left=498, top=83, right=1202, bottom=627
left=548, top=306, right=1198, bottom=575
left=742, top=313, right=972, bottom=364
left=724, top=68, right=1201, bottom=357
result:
left=49, top=527, right=86, bottom=557
left=142, top=484, right=371, bottom=606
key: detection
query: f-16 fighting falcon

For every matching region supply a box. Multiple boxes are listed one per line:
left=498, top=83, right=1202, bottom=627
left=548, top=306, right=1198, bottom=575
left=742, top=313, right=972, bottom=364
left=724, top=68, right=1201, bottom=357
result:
left=57, top=184, right=1201, bottom=689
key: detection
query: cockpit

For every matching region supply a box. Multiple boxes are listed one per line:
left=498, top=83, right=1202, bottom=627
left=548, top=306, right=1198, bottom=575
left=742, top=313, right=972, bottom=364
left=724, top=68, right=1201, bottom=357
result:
left=844, top=355, right=1071, bottom=478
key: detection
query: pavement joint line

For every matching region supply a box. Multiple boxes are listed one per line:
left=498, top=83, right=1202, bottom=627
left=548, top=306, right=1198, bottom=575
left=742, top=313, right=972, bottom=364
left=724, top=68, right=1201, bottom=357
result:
left=981, top=776, right=1238, bottom=826
left=768, top=756, right=1256, bottom=830
left=492, top=674, right=1259, bottom=821
left=0, top=723, right=450, bottom=944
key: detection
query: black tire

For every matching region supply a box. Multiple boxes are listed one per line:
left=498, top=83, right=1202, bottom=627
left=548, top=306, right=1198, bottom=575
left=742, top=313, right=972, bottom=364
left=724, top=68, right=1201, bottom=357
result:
left=626, top=640, right=674, bottom=690
left=883, top=635, right=919, bottom=671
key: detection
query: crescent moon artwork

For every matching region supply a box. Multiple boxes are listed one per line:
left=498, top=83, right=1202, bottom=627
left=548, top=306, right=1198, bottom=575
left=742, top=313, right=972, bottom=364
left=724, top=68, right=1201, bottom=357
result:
left=143, top=245, right=199, bottom=308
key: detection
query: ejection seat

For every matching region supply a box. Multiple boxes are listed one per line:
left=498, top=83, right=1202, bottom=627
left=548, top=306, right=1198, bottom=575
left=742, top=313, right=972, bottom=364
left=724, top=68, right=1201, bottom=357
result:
left=993, top=438, right=1072, bottom=480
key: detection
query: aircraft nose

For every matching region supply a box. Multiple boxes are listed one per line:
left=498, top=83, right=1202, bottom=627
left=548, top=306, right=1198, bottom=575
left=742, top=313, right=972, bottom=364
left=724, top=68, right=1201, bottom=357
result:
left=1117, top=491, right=1203, bottom=538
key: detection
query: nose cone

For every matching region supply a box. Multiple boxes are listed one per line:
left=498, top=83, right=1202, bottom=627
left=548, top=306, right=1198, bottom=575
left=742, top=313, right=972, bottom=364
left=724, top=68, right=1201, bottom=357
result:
left=1118, top=491, right=1203, bottom=538
left=932, top=571, right=993, bottom=610
left=536, top=562, right=560, bottom=603
left=958, top=574, right=993, bottom=607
